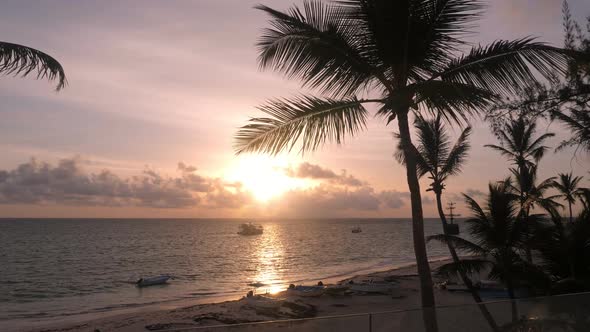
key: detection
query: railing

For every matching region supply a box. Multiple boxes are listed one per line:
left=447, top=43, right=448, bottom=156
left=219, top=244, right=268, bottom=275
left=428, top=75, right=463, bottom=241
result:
left=163, top=291, right=590, bottom=331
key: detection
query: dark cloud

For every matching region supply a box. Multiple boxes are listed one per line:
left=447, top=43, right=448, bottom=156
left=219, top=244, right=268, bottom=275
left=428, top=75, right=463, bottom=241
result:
left=465, top=189, right=486, bottom=198
left=378, top=190, right=411, bottom=209
left=0, top=157, right=250, bottom=209
left=279, top=185, right=381, bottom=215
left=286, top=162, right=365, bottom=187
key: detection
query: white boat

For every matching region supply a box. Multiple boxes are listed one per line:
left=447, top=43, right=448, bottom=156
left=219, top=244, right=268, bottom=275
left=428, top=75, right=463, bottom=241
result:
left=238, top=223, right=263, bottom=235
left=286, top=285, right=325, bottom=297
left=351, top=226, right=362, bottom=233
left=349, top=280, right=397, bottom=293
left=136, top=275, right=171, bottom=287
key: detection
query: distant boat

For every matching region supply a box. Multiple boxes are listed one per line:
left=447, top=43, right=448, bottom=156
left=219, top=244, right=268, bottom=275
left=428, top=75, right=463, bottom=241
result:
left=136, top=275, right=171, bottom=287
left=349, top=280, right=397, bottom=294
left=238, top=222, right=263, bottom=236
left=351, top=226, right=362, bottom=233
left=287, top=285, right=325, bottom=297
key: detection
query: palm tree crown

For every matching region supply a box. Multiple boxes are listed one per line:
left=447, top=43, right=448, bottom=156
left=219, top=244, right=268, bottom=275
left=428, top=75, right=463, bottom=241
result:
left=0, top=41, right=66, bottom=90
left=552, top=172, right=586, bottom=222
left=485, top=117, right=554, bottom=170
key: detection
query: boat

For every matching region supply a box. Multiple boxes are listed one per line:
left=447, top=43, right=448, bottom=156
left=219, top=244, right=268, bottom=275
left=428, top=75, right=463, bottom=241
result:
left=238, top=222, right=263, bottom=235
left=349, top=280, right=397, bottom=293
left=286, top=285, right=325, bottom=297
left=351, top=226, right=362, bottom=233
left=244, top=294, right=283, bottom=309
left=136, top=275, right=171, bottom=287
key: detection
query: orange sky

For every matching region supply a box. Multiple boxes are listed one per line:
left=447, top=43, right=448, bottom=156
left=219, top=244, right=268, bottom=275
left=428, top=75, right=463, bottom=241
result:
left=0, top=0, right=589, bottom=218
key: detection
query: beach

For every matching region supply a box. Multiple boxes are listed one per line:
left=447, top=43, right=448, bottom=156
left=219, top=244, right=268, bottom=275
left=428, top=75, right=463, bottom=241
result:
left=19, top=258, right=482, bottom=332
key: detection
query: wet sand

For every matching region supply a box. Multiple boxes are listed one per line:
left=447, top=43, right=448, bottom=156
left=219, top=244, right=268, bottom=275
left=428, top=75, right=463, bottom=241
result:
left=16, top=258, right=490, bottom=332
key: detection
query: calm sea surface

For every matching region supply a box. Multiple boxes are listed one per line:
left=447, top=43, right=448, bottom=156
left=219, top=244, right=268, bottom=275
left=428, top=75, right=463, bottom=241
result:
left=0, top=218, right=464, bottom=325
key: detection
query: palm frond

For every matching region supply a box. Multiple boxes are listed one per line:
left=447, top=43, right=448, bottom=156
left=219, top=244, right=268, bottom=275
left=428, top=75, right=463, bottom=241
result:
left=434, top=38, right=570, bottom=96
left=436, top=259, right=493, bottom=278
left=0, top=41, right=66, bottom=90
left=234, top=96, right=378, bottom=155
left=440, top=126, right=472, bottom=178
left=427, top=233, right=487, bottom=255
left=256, top=2, right=383, bottom=97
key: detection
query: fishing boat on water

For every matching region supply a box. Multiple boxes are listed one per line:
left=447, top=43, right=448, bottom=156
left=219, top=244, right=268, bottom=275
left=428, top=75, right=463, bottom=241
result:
left=351, top=226, right=362, bottom=233
left=136, top=275, right=171, bottom=287
left=238, top=223, right=263, bottom=235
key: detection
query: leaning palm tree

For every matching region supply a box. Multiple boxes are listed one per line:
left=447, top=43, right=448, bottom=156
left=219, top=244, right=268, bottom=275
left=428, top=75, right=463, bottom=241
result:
left=0, top=41, right=66, bottom=90
left=234, top=1, right=570, bottom=324
left=401, top=115, right=499, bottom=330
left=552, top=172, right=585, bottom=223
left=430, top=181, right=547, bottom=323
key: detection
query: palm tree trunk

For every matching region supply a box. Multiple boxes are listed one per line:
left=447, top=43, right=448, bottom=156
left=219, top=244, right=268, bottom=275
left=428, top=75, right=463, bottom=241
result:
left=435, top=192, right=499, bottom=331
left=569, top=201, right=573, bottom=223
left=506, top=278, right=518, bottom=323
left=397, top=111, right=438, bottom=332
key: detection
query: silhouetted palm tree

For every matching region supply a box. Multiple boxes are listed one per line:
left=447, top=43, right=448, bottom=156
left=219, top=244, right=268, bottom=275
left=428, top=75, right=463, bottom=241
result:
left=0, top=41, right=66, bottom=90
left=402, top=115, right=498, bottom=330
left=553, top=110, right=590, bottom=154
left=430, top=181, right=545, bottom=322
left=486, top=118, right=555, bottom=262
left=552, top=172, right=585, bottom=223
left=234, top=1, right=570, bottom=325
left=533, top=210, right=590, bottom=293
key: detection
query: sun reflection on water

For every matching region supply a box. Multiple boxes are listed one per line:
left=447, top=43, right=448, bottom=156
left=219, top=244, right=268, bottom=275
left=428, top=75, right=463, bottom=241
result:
left=253, top=224, right=286, bottom=294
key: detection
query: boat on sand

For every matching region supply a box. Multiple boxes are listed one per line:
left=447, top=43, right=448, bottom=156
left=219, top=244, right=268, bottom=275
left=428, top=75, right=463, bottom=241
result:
left=287, top=285, right=325, bottom=297
left=349, top=279, right=397, bottom=294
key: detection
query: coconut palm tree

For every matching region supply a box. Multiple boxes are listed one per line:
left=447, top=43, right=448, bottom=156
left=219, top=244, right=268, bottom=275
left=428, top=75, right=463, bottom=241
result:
left=552, top=172, right=586, bottom=223
left=485, top=117, right=554, bottom=175
left=533, top=210, right=590, bottom=293
left=402, top=115, right=499, bottom=330
left=234, top=1, right=570, bottom=324
left=0, top=41, right=66, bottom=90
left=430, top=181, right=547, bottom=322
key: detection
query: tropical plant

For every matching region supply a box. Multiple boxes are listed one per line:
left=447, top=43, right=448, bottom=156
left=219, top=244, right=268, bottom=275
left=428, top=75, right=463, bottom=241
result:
left=429, top=181, right=547, bottom=322
left=400, top=115, right=499, bottom=330
left=552, top=172, right=586, bottom=223
left=0, top=41, right=66, bottom=90
left=233, top=1, right=571, bottom=325
left=533, top=210, right=590, bottom=294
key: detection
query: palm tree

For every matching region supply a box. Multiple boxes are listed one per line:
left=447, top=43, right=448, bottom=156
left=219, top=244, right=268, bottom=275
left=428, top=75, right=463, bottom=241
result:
left=485, top=117, right=554, bottom=176
left=533, top=210, right=590, bottom=293
left=403, top=115, right=499, bottom=330
left=0, top=41, right=66, bottom=90
left=552, top=172, right=585, bottom=223
left=234, top=1, right=570, bottom=324
left=486, top=118, right=555, bottom=262
left=552, top=110, right=590, bottom=154
left=430, top=181, right=546, bottom=322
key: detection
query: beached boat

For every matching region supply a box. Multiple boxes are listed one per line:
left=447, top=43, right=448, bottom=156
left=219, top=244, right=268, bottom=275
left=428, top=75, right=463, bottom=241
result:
left=244, top=294, right=283, bottom=309
left=238, top=222, right=263, bottom=235
left=136, top=275, right=171, bottom=287
left=349, top=280, right=397, bottom=293
left=287, top=285, right=325, bottom=297
left=351, top=226, right=362, bottom=233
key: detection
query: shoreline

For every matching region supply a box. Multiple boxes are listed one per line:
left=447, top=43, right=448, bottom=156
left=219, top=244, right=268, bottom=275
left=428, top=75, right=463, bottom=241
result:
left=6, top=256, right=468, bottom=332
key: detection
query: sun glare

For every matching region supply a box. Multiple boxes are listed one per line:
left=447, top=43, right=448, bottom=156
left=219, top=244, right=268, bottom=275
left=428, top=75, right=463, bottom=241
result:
left=225, top=155, right=308, bottom=202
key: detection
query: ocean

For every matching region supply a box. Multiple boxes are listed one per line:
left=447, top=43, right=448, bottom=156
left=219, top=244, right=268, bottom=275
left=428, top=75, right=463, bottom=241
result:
left=0, top=218, right=462, bottom=328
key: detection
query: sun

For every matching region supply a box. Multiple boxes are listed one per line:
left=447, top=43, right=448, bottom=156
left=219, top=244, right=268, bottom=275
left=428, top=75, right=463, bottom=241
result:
left=225, top=155, right=307, bottom=202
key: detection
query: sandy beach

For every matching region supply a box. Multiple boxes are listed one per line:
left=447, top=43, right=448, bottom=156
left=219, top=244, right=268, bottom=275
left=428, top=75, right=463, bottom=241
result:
left=17, top=258, right=486, bottom=332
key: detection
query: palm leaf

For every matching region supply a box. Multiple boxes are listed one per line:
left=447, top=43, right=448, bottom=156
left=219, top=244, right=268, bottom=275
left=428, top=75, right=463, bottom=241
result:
left=256, top=2, right=384, bottom=97
left=234, top=96, right=378, bottom=155
left=427, top=234, right=487, bottom=255
left=433, top=38, right=570, bottom=96
left=436, top=259, right=493, bottom=278
left=440, top=126, right=472, bottom=178
left=0, top=41, right=66, bottom=90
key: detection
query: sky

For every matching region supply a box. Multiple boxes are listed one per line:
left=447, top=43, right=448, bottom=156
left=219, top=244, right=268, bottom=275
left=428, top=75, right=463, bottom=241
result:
left=0, top=0, right=589, bottom=218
